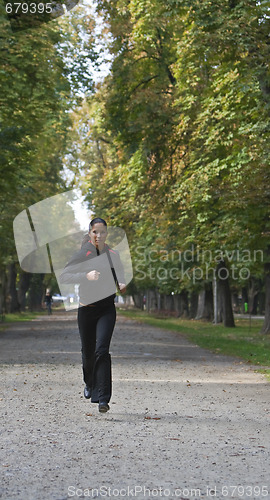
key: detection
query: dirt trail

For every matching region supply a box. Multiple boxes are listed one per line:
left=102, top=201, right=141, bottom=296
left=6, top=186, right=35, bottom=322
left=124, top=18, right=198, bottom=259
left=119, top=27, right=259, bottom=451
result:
left=1, top=311, right=269, bottom=500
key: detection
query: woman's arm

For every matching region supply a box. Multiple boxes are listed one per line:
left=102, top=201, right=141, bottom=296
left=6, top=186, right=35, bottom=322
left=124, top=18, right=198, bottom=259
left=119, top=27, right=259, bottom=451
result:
left=59, top=260, right=90, bottom=284
left=59, top=248, right=95, bottom=284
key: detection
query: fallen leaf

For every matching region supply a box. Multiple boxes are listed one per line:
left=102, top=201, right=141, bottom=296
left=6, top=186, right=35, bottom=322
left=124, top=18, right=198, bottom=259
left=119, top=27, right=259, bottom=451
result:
left=144, top=417, right=161, bottom=420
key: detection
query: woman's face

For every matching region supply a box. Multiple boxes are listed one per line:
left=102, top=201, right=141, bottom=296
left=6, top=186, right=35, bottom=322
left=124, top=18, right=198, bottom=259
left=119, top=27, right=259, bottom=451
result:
left=89, top=223, right=107, bottom=249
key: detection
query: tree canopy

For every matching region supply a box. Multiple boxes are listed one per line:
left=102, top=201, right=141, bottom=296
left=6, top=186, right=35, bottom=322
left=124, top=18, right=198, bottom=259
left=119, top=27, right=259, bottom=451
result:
left=1, top=0, right=269, bottom=329
left=0, top=2, right=98, bottom=311
left=68, top=0, right=270, bottom=329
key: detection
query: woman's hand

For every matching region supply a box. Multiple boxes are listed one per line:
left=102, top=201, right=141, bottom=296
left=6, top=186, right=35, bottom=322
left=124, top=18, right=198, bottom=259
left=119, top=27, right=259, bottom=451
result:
left=118, top=283, right=126, bottom=294
left=86, top=270, right=100, bottom=281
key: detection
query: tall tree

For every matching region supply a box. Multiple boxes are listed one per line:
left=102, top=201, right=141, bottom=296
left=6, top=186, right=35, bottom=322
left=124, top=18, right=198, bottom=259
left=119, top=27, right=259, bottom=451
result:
left=72, top=0, right=270, bottom=327
left=0, top=2, right=98, bottom=311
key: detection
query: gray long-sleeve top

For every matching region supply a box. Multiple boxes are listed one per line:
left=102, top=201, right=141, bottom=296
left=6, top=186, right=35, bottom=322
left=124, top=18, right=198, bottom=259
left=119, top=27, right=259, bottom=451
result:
left=59, top=240, right=125, bottom=307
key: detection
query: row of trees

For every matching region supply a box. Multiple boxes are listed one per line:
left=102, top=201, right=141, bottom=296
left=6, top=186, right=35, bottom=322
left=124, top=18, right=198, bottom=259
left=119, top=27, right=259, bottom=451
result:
left=1, top=0, right=269, bottom=334
left=0, top=2, right=97, bottom=314
left=66, top=0, right=270, bottom=332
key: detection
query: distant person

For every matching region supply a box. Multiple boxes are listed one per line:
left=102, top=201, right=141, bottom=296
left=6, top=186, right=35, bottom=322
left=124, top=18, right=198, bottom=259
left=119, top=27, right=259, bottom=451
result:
left=60, top=218, right=126, bottom=413
left=44, top=289, right=53, bottom=315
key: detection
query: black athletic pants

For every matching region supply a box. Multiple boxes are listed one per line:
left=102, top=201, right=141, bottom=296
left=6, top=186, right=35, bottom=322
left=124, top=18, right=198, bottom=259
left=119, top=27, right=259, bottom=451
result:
left=77, top=303, right=116, bottom=403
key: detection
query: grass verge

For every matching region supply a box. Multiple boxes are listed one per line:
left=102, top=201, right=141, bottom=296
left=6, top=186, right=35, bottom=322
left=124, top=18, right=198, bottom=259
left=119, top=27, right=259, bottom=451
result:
left=0, top=311, right=46, bottom=331
left=118, top=309, right=270, bottom=371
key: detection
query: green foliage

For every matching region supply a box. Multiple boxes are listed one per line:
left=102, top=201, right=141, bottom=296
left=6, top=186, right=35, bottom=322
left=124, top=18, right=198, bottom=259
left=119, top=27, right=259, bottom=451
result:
left=0, top=3, right=99, bottom=312
left=0, top=3, right=98, bottom=262
left=0, top=13, right=67, bottom=262
left=172, top=0, right=270, bottom=260
left=69, top=0, right=270, bottom=312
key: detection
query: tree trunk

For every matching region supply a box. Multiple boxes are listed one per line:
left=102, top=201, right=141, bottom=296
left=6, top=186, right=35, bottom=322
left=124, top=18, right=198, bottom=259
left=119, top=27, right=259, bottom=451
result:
left=27, top=274, right=44, bottom=312
left=148, top=290, right=157, bottom=311
left=173, top=291, right=189, bottom=317
left=146, top=290, right=157, bottom=312
left=248, top=277, right=259, bottom=315
left=217, top=261, right=235, bottom=327
left=258, top=291, right=265, bottom=316
left=213, top=278, right=223, bottom=323
left=181, top=290, right=189, bottom=317
left=195, top=286, right=213, bottom=321
left=18, top=272, right=31, bottom=312
left=189, top=291, right=198, bottom=319
left=164, top=294, right=174, bottom=312
left=132, top=293, right=144, bottom=309
left=156, top=288, right=161, bottom=311
left=0, top=269, right=7, bottom=319
left=160, top=294, right=165, bottom=310
left=6, top=263, right=20, bottom=313
left=251, top=294, right=258, bottom=316
left=261, top=262, right=270, bottom=334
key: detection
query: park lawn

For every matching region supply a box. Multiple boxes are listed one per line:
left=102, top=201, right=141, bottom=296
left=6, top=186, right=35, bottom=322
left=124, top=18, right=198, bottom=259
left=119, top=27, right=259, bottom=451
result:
left=118, top=309, right=270, bottom=379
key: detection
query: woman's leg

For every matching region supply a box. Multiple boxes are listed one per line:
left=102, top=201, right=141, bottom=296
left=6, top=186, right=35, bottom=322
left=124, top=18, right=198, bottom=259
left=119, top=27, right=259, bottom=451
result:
left=77, top=306, right=97, bottom=390
left=93, top=305, right=116, bottom=403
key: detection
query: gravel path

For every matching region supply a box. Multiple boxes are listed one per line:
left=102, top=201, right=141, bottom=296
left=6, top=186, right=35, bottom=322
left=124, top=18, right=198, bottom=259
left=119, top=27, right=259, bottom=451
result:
left=0, top=311, right=270, bottom=500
